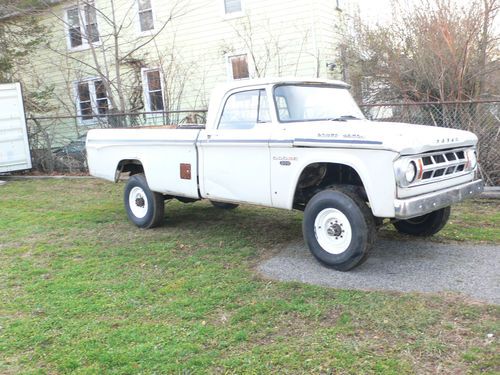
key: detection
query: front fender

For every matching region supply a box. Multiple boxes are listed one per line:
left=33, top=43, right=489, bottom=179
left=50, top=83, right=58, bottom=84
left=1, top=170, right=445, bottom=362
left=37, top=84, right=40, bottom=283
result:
left=270, top=147, right=399, bottom=217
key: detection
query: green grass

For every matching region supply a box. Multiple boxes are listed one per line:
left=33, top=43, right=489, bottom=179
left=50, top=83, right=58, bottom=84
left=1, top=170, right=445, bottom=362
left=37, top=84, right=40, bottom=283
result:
left=379, top=197, right=500, bottom=243
left=0, top=179, right=498, bottom=374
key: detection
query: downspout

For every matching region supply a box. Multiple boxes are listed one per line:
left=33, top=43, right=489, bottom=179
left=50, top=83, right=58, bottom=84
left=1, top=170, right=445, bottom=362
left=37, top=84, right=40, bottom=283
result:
left=309, top=0, right=320, bottom=78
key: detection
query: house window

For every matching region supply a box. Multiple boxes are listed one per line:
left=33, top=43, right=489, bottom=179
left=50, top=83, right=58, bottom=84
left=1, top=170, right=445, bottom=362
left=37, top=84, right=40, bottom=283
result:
left=76, top=79, right=109, bottom=122
left=66, top=2, right=99, bottom=49
left=224, top=0, right=242, bottom=14
left=228, top=54, right=249, bottom=80
left=143, top=69, right=165, bottom=111
left=138, top=0, right=154, bottom=32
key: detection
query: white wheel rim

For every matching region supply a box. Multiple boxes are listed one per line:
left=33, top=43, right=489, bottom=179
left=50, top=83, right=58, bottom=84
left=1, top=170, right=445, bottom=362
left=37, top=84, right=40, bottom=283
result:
left=314, top=208, right=352, bottom=254
left=129, top=186, right=148, bottom=219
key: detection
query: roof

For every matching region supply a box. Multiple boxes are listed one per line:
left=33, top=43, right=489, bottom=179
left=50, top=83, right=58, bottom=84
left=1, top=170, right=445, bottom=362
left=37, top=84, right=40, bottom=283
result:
left=0, top=0, right=64, bottom=20
left=206, top=77, right=351, bottom=126
left=213, top=77, right=350, bottom=93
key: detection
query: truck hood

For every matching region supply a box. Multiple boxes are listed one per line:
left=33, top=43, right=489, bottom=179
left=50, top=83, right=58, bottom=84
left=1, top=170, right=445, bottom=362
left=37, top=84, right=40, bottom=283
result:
left=288, top=120, right=478, bottom=155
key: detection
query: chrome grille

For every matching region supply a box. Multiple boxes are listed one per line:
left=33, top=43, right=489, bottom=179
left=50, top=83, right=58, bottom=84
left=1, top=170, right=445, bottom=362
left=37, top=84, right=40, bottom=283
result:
left=416, top=148, right=470, bottom=184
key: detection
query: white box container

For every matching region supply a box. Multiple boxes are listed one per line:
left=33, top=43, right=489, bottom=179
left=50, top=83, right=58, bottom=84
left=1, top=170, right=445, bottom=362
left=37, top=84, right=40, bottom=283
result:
left=0, top=82, right=32, bottom=173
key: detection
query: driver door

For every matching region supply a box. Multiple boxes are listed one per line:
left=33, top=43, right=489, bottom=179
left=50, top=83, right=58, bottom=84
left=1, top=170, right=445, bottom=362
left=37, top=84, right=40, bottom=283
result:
left=198, top=88, right=273, bottom=206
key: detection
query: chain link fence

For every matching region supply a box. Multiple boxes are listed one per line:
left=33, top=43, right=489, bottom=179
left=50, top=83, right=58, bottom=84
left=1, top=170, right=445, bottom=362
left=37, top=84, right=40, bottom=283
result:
left=360, top=101, right=499, bottom=186
left=23, top=101, right=499, bottom=185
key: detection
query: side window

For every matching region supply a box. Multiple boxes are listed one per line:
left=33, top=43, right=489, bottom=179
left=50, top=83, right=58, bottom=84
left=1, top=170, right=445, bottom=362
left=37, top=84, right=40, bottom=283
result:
left=219, top=90, right=270, bottom=130
left=258, top=91, right=271, bottom=123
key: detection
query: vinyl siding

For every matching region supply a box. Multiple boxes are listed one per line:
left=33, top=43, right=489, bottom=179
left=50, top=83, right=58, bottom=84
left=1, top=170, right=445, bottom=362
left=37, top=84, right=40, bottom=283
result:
left=15, top=0, right=344, bottom=140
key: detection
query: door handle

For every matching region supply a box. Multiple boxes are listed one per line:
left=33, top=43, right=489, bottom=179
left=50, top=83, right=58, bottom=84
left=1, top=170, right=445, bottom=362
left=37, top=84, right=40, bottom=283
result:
left=205, top=131, right=216, bottom=140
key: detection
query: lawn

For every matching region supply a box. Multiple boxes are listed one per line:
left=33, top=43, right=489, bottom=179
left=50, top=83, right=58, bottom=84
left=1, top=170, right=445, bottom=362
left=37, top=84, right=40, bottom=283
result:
left=0, top=179, right=498, bottom=374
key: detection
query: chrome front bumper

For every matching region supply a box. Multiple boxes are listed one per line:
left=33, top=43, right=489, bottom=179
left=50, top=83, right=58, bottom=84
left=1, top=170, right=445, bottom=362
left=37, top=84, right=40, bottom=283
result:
left=394, top=179, right=484, bottom=219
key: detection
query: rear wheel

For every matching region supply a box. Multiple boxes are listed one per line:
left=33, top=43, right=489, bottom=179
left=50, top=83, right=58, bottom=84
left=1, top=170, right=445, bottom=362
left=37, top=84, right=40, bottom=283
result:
left=393, top=207, right=450, bottom=236
left=303, top=187, right=376, bottom=271
left=210, top=200, right=239, bottom=210
left=124, top=174, right=164, bottom=228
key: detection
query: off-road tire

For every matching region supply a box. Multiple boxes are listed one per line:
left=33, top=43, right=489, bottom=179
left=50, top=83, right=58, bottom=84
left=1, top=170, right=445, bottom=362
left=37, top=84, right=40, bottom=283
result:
left=303, top=186, right=376, bottom=271
left=124, top=174, right=164, bottom=229
left=393, top=207, right=451, bottom=236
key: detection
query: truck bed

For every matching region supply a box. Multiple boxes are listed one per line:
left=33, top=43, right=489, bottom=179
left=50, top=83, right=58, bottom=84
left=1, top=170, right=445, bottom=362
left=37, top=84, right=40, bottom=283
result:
left=86, top=128, right=201, bottom=198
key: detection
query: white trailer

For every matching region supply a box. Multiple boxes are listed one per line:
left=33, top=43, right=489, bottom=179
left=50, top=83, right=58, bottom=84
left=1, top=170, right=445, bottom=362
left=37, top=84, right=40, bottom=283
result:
left=0, top=82, right=32, bottom=173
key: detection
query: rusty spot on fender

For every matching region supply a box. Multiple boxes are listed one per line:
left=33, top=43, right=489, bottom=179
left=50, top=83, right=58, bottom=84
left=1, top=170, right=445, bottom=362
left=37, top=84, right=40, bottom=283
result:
left=180, top=163, right=191, bottom=180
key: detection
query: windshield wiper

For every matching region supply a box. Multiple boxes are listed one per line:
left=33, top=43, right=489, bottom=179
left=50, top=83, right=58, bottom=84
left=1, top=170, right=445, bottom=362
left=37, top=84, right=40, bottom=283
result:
left=327, top=115, right=361, bottom=121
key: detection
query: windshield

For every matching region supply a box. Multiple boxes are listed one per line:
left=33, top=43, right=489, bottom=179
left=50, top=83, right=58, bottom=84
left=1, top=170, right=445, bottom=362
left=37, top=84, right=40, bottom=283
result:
left=273, top=84, right=365, bottom=122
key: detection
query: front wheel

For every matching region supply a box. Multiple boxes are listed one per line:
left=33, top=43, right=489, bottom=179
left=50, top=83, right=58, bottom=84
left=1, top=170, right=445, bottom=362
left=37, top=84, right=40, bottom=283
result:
left=124, top=174, right=164, bottom=229
left=303, top=187, right=376, bottom=271
left=393, top=207, right=450, bottom=236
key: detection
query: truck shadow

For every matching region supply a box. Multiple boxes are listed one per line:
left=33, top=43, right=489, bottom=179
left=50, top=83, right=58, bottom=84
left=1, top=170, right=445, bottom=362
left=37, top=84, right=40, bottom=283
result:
left=161, top=200, right=303, bottom=242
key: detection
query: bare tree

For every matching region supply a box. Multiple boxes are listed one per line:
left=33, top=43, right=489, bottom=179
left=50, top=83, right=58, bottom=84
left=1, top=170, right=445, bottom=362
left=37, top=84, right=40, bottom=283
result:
left=2, top=0, right=202, bottom=172
left=339, top=0, right=499, bottom=184
left=340, top=0, right=499, bottom=103
left=220, top=15, right=319, bottom=79
left=0, top=1, right=53, bottom=111
left=29, top=0, right=193, bottom=121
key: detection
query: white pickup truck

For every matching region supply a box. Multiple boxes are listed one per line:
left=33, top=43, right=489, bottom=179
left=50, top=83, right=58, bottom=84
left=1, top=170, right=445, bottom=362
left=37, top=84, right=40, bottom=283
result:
left=87, top=78, right=484, bottom=270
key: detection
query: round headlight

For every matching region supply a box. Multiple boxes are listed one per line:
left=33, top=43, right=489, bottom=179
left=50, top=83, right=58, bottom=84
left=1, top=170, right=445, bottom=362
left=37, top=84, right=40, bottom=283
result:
left=405, top=161, right=417, bottom=184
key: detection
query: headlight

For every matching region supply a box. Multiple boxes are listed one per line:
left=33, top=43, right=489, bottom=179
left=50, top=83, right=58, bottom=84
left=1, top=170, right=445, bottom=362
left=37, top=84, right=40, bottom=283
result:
left=395, top=158, right=419, bottom=187
left=405, top=161, right=417, bottom=184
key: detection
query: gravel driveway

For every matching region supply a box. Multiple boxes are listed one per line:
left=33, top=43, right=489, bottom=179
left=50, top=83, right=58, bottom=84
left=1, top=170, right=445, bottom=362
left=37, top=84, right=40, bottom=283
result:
left=258, top=239, right=500, bottom=304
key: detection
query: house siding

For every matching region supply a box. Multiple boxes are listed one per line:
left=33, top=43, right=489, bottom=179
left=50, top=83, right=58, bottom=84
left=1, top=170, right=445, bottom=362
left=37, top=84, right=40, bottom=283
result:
left=14, top=0, right=344, bottom=142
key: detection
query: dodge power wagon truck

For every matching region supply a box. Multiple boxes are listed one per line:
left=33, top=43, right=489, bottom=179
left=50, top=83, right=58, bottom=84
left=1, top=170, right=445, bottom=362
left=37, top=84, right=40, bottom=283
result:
left=86, top=78, right=484, bottom=271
